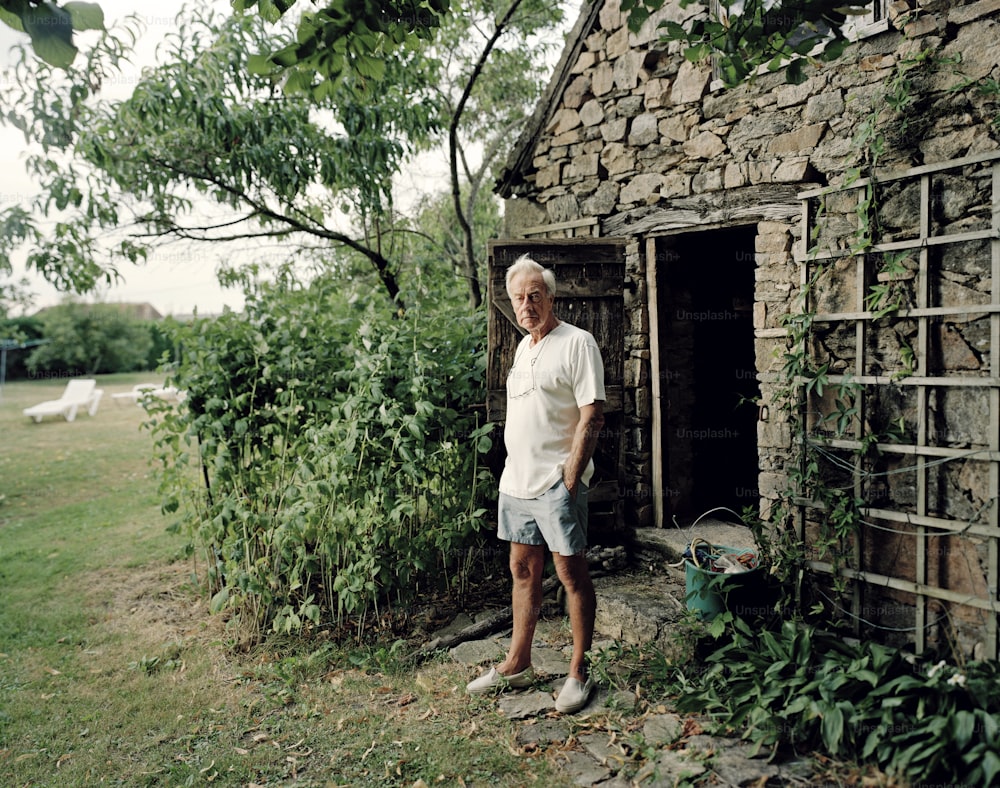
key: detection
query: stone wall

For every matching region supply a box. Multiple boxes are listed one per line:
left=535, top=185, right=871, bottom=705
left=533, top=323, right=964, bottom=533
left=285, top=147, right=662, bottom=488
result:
left=500, top=0, right=999, bottom=511
left=498, top=0, right=1000, bottom=652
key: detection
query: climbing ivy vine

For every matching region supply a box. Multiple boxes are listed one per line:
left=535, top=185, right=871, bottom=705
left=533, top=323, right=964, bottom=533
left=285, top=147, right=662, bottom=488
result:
left=749, top=44, right=971, bottom=621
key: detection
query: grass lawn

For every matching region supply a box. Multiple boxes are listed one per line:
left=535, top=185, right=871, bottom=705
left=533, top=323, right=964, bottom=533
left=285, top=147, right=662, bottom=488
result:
left=0, top=374, right=573, bottom=787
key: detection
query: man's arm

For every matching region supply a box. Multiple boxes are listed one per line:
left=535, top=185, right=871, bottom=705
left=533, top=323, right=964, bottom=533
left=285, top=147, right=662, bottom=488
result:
left=562, top=401, right=605, bottom=499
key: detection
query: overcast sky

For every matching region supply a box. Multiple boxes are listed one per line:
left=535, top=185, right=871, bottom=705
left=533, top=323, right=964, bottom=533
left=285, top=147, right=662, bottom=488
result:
left=2, top=1, right=572, bottom=318
left=0, top=1, right=252, bottom=317
left=0, top=0, right=462, bottom=318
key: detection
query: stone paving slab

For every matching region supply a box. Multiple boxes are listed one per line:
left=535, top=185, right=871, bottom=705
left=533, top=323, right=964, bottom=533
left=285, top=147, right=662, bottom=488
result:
left=514, top=718, right=573, bottom=747
left=557, top=749, right=614, bottom=786
left=633, top=748, right=708, bottom=786
left=449, top=638, right=505, bottom=666
left=444, top=573, right=823, bottom=786
left=577, top=731, right=630, bottom=768
left=593, top=569, right=687, bottom=650
left=496, top=689, right=556, bottom=720
left=643, top=712, right=683, bottom=746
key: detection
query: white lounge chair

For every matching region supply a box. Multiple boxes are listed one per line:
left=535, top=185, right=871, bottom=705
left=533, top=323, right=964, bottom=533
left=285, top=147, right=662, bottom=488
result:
left=112, top=383, right=183, bottom=406
left=111, top=382, right=159, bottom=405
left=23, top=378, right=105, bottom=423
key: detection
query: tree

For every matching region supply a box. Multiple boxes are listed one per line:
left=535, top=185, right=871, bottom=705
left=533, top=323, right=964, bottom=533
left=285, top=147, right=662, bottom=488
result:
left=26, top=301, right=153, bottom=375
left=236, top=0, right=452, bottom=95
left=0, top=3, right=563, bottom=311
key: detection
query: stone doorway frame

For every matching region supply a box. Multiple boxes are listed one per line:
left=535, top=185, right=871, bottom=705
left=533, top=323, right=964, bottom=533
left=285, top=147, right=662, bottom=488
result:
left=645, top=227, right=761, bottom=525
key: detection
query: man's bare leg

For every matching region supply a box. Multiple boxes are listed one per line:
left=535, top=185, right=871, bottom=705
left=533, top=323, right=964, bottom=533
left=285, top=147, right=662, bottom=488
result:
left=553, top=551, right=595, bottom=682
left=496, top=541, right=546, bottom=675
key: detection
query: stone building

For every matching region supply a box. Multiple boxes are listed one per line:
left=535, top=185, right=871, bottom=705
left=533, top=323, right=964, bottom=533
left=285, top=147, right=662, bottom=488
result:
left=487, top=0, right=1000, bottom=656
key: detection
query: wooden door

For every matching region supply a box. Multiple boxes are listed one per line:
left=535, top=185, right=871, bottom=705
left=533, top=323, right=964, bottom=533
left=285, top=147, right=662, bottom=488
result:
left=486, top=238, right=626, bottom=537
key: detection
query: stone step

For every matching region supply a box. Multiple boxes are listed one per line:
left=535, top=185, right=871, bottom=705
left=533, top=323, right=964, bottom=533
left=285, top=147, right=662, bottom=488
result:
left=631, top=520, right=759, bottom=564
left=592, top=522, right=762, bottom=648
left=592, top=566, right=688, bottom=651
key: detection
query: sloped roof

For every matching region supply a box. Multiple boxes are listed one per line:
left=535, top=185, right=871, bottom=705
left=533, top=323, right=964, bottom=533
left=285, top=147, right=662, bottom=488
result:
left=495, top=0, right=603, bottom=198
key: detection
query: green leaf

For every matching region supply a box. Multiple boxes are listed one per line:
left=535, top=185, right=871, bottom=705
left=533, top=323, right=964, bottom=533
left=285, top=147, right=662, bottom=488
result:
left=64, top=1, right=104, bottom=31
left=22, top=2, right=77, bottom=68
left=209, top=587, right=230, bottom=613
left=0, top=7, right=25, bottom=33
left=983, top=751, right=1000, bottom=786
left=820, top=704, right=844, bottom=754
left=852, top=669, right=879, bottom=686
left=952, top=710, right=977, bottom=749
left=246, top=52, right=278, bottom=75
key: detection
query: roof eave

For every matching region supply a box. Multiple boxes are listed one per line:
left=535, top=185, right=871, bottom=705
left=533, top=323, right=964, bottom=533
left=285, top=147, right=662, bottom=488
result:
left=494, top=0, right=604, bottom=199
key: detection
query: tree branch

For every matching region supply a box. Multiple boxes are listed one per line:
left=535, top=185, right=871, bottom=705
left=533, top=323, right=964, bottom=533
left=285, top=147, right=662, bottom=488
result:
left=448, top=0, right=527, bottom=309
left=143, top=155, right=403, bottom=306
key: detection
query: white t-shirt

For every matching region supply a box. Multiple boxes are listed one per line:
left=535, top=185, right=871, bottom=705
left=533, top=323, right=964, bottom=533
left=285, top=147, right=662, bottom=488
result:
left=499, top=321, right=605, bottom=499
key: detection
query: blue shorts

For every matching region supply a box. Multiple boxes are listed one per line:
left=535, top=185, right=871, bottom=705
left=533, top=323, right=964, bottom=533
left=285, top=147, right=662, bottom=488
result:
left=498, top=479, right=589, bottom=556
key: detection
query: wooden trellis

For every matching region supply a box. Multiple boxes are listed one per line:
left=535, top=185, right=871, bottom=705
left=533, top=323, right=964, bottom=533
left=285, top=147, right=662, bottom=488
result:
left=796, top=150, right=1000, bottom=658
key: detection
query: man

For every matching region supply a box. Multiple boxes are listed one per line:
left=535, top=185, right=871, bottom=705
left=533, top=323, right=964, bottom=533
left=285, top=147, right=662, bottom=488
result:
left=467, top=254, right=605, bottom=714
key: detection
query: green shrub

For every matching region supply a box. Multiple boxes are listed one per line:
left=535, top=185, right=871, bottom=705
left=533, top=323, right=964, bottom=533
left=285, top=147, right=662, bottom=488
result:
left=0, top=315, right=44, bottom=380
left=151, top=274, right=495, bottom=641
left=26, top=302, right=154, bottom=375
left=667, top=617, right=1000, bottom=786
left=147, top=318, right=179, bottom=370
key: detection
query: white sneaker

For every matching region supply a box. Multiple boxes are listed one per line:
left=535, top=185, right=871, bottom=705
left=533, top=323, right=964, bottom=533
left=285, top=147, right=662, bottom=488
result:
left=466, top=666, right=535, bottom=694
left=555, top=676, right=594, bottom=713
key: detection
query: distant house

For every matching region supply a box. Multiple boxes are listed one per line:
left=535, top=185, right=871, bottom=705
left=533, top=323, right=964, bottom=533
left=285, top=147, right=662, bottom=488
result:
left=486, top=0, right=1000, bottom=657
left=114, top=302, right=163, bottom=321
left=33, top=302, right=163, bottom=321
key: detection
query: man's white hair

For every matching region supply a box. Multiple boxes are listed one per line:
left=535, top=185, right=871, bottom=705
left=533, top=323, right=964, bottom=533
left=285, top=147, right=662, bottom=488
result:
left=506, top=254, right=557, bottom=298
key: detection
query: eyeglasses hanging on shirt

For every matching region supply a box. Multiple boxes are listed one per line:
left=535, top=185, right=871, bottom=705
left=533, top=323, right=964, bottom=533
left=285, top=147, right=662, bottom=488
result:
left=507, top=354, right=537, bottom=399
left=507, top=334, right=552, bottom=400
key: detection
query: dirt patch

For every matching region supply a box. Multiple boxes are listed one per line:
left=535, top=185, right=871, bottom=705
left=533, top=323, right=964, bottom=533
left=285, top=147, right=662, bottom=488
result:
left=77, top=559, right=224, bottom=651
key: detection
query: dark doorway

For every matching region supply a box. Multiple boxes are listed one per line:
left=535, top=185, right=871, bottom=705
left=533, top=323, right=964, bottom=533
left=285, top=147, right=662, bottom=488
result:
left=656, top=227, right=760, bottom=520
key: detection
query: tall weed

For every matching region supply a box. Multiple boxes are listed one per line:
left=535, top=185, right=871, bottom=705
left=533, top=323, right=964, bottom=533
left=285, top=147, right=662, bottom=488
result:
left=151, top=276, right=494, bottom=641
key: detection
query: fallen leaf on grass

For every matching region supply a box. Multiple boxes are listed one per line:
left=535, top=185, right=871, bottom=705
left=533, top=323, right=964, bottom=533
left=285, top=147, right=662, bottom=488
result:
left=44, top=667, right=61, bottom=676
left=56, top=753, right=72, bottom=768
left=417, top=707, right=437, bottom=720
left=681, top=718, right=704, bottom=737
